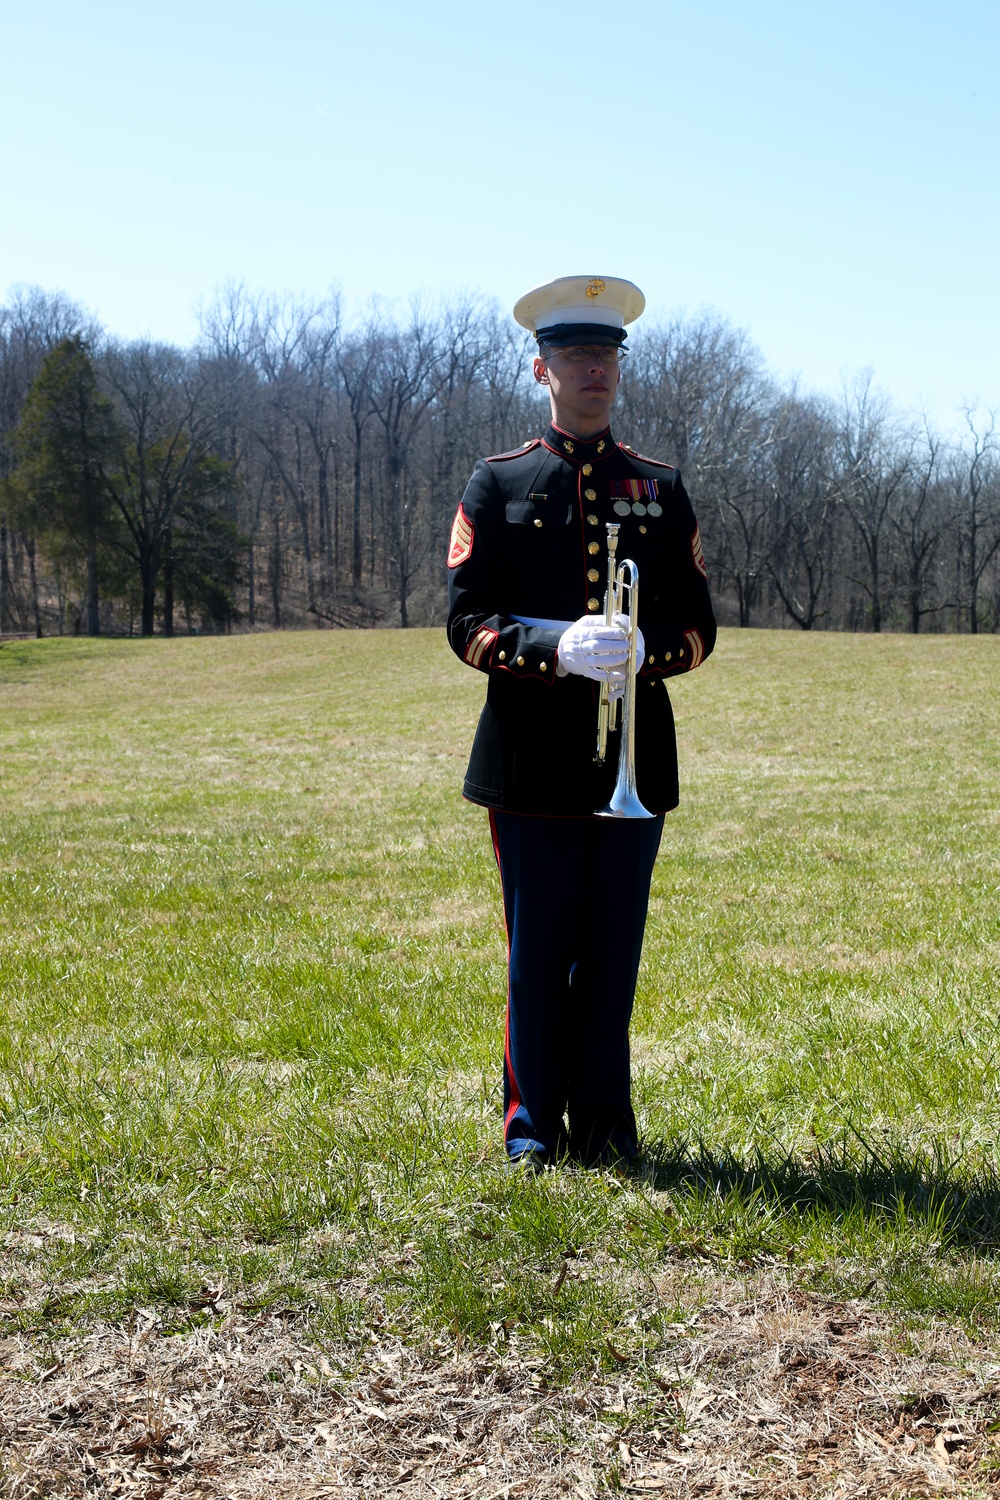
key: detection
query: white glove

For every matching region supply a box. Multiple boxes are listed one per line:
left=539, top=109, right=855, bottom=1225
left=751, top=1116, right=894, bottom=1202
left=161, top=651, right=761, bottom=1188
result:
left=614, top=612, right=645, bottom=671
left=557, top=615, right=628, bottom=682
left=605, top=615, right=645, bottom=701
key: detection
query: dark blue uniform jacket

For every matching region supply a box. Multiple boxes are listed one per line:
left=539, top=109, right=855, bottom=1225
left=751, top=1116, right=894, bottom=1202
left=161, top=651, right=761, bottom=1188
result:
left=447, top=421, right=717, bottom=816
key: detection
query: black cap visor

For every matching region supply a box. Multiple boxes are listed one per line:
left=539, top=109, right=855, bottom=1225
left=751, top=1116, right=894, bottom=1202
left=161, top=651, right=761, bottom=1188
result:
left=535, top=322, right=627, bottom=348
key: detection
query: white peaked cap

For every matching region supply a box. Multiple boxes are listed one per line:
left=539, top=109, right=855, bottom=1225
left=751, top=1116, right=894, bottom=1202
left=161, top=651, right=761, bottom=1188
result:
left=513, top=275, right=646, bottom=336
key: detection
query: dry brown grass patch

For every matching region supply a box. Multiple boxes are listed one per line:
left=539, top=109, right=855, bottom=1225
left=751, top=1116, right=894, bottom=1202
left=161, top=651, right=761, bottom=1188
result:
left=3, top=1272, right=1000, bottom=1498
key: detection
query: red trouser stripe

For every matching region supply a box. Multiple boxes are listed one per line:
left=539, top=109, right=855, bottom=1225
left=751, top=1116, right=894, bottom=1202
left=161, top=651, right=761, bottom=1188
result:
left=488, top=809, right=522, bottom=1136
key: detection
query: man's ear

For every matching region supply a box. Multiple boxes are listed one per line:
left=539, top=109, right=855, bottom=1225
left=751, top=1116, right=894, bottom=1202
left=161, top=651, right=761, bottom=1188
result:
left=533, top=356, right=549, bottom=386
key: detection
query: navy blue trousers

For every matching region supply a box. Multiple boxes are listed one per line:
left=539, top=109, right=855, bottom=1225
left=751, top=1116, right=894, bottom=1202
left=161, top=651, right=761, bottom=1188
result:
left=489, top=810, right=664, bottom=1164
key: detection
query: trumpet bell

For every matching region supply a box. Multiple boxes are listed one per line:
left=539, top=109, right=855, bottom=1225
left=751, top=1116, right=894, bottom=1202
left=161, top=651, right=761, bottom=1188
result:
left=596, top=757, right=655, bottom=820
left=597, top=791, right=654, bottom=820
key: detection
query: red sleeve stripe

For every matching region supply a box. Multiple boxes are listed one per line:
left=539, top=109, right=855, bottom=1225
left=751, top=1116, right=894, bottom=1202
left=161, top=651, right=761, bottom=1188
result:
left=465, top=625, right=497, bottom=668
left=683, top=629, right=705, bottom=670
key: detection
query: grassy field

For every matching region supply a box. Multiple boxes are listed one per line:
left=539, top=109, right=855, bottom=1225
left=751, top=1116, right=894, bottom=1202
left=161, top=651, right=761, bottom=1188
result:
left=1, top=627, right=999, bottom=1498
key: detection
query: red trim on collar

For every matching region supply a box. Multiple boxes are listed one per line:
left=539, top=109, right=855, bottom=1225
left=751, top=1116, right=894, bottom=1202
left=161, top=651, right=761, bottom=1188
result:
left=550, top=421, right=612, bottom=443
left=543, top=424, right=617, bottom=464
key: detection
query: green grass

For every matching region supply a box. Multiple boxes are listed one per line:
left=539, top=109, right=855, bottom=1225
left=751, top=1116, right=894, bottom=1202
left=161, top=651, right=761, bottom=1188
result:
left=1, top=628, right=999, bottom=1380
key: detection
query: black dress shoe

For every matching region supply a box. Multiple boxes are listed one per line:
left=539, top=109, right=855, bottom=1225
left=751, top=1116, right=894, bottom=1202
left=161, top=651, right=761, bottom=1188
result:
left=506, top=1146, right=546, bottom=1173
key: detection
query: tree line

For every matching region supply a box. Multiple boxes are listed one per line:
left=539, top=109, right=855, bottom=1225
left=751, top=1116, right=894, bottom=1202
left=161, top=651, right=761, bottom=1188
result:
left=1, top=282, right=998, bottom=638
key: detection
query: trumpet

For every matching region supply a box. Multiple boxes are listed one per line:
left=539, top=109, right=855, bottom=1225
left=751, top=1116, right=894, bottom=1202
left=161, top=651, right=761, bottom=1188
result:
left=594, top=523, right=654, bottom=819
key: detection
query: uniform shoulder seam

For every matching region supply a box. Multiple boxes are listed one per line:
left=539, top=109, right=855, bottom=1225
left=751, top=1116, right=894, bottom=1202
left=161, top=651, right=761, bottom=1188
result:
left=486, top=439, right=541, bottom=463
left=618, top=442, right=675, bottom=470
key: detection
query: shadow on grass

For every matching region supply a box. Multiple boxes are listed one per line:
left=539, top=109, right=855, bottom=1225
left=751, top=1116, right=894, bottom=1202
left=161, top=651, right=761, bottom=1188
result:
left=636, top=1127, right=1000, bottom=1252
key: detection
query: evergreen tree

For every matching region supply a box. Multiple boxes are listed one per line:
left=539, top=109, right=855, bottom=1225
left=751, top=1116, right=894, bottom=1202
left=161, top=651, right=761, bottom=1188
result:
left=4, top=337, right=121, bottom=635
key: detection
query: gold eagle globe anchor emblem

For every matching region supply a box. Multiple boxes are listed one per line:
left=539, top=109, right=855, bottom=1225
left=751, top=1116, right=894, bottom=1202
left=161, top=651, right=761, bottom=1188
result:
left=585, top=279, right=606, bottom=299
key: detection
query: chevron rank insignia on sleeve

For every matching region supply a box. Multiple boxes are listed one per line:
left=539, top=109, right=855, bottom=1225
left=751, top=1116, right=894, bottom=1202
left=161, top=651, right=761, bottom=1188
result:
left=691, top=523, right=707, bottom=579
left=448, top=504, right=474, bottom=568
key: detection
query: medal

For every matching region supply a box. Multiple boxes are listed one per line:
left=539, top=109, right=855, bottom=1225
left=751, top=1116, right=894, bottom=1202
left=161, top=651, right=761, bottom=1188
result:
left=610, top=477, right=659, bottom=510
left=613, top=500, right=631, bottom=516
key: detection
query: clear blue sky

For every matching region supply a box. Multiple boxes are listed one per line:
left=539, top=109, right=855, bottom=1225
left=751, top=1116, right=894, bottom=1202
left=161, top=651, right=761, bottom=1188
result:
left=3, top=0, right=997, bottom=428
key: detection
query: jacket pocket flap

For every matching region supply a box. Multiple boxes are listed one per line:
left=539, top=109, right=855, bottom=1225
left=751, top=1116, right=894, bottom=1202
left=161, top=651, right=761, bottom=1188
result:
left=505, top=497, right=573, bottom=526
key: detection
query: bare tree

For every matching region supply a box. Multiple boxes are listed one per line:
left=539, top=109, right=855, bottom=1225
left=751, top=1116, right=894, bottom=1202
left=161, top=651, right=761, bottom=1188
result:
left=951, top=408, right=1000, bottom=634
left=833, top=375, right=914, bottom=632
left=889, top=420, right=951, bottom=633
left=619, top=314, right=776, bottom=624
left=765, top=395, right=837, bottom=630
left=365, top=303, right=454, bottom=627
left=101, top=340, right=233, bottom=636
left=336, top=325, right=382, bottom=593
left=249, top=297, right=343, bottom=620
left=6, top=284, right=1000, bottom=638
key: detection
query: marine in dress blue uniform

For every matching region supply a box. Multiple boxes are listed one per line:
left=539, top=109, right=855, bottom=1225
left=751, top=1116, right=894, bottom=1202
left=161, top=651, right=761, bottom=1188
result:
left=447, top=276, right=716, bottom=1167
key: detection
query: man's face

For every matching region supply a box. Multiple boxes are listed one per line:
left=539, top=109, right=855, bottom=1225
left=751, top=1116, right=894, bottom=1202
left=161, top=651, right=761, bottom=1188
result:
left=533, top=345, right=622, bottom=433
